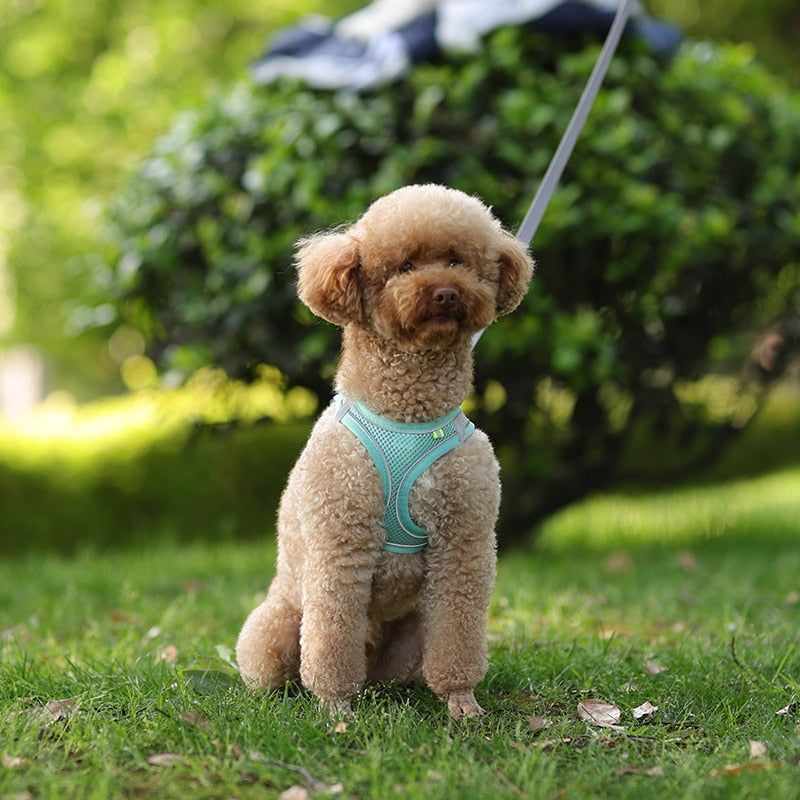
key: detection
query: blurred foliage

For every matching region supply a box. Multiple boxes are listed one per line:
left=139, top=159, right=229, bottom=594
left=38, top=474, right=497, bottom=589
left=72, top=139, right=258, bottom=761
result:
left=0, top=0, right=361, bottom=397
left=1, top=0, right=800, bottom=549
left=1, top=0, right=799, bottom=400
left=1, top=376, right=797, bottom=557
left=648, top=0, right=800, bottom=86
left=0, top=367, right=315, bottom=555
left=100, top=26, right=800, bottom=540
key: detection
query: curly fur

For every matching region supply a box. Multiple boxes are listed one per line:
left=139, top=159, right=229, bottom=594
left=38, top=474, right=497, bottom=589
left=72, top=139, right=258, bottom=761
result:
left=236, top=184, right=534, bottom=719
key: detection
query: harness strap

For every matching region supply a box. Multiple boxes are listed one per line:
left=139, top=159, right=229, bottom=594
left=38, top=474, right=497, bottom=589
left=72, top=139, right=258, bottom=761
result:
left=335, top=396, right=474, bottom=553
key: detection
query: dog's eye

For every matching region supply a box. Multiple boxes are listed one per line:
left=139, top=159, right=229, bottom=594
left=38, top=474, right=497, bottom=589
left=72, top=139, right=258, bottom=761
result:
left=401, top=261, right=414, bottom=273
left=448, top=257, right=462, bottom=267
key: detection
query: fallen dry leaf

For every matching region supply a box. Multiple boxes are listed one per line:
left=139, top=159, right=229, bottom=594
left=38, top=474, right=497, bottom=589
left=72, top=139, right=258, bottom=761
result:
left=1, top=625, right=32, bottom=645
left=711, top=761, right=781, bottom=778
left=157, top=645, right=179, bottom=664
left=599, top=625, right=631, bottom=640
left=7, top=699, right=77, bottom=733
left=182, top=580, right=206, bottom=595
left=597, top=734, right=626, bottom=748
left=212, top=740, right=244, bottom=758
left=147, top=752, right=189, bottom=768
left=645, top=659, right=668, bottom=676
left=749, top=740, right=767, bottom=759
left=578, top=699, right=624, bottom=731
left=247, top=751, right=343, bottom=794
left=281, top=783, right=343, bottom=799
left=527, top=715, right=550, bottom=733
left=632, top=701, right=659, bottom=720
left=177, top=711, right=213, bottom=730
left=531, top=737, right=576, bottom=750
left=44, top=699, right=76, bottom=721
left=279, top=787, right=311, bottom=800
left=142, top=626, right=161, bottom=642
left=776, top=701, right=798, bottom=717
left=620, top=765, right=663, bottom=777
left=2, top=754, right=30, bottom=770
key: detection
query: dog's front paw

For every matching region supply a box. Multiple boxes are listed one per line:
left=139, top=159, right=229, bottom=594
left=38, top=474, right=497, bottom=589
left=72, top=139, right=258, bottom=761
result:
left=441, top=691, right=486, bottom=720
left=321, top=696, right=354, bottom=719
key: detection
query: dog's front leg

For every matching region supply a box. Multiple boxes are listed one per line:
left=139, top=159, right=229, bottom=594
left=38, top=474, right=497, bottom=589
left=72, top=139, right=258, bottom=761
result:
left=299, top=544, right=378, bottom=716
left=419, top=530, right=497, bottom=720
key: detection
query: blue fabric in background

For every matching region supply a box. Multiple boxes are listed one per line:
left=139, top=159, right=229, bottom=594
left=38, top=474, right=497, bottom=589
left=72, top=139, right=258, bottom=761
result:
left=252, top=1, right=682, bottom=90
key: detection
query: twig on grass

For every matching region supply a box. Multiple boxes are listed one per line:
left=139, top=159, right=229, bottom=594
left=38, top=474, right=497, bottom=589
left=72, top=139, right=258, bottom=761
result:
left=247, top=749, right=342, bottom=795
left=730, top=634, right=748, bottom=673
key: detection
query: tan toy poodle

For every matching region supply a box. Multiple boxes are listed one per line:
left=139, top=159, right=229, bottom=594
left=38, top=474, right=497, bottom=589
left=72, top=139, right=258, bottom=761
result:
left=236, top=184, right=534, bottom=719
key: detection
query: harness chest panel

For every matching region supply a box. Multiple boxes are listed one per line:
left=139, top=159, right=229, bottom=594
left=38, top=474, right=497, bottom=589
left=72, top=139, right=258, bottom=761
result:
left=335, top=395, right=475, bottom=554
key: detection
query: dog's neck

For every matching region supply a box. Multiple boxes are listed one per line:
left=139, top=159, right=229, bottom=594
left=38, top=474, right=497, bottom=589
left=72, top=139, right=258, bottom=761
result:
left=335, top=325, right=474, bottom=423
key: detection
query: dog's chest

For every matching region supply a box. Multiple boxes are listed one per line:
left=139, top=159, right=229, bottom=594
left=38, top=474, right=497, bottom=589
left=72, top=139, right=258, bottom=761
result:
left=335, top=395, right=474, bottom=554
left=369, top=552, right=426, bottom=617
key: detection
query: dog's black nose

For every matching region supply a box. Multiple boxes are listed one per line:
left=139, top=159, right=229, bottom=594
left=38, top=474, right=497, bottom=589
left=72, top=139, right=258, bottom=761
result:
left=433, top=287, right=459, bottom=309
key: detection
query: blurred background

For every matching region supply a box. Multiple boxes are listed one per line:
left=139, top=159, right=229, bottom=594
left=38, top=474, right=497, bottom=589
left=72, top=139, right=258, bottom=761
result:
left=1, top=0, right=798, bottom=554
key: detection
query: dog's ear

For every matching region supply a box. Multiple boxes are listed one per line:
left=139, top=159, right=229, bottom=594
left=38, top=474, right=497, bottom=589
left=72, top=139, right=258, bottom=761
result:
left=495, top=232, right=535, bottom=316
left=295, top=231, right=362, bottom=325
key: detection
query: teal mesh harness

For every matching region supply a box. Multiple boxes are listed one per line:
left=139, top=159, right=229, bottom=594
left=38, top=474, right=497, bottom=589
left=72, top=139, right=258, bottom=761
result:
left=334, top=395, right=475, bottom=554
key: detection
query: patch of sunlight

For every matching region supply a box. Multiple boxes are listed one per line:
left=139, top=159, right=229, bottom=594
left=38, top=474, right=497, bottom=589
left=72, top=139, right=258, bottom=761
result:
left=535, top=376, right=576, bottom=430
left=536, top=466, right=800, bottom=552
left=674, top=373, right=759, bottom=428
left=0, top=365, right=317, bottom=476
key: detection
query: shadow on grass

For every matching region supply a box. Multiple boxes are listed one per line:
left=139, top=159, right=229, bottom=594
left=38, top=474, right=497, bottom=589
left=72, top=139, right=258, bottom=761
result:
left=520, top=383, right=800, bottom=557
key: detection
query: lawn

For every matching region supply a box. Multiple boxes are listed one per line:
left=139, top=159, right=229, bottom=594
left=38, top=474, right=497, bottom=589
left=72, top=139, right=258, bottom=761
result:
left=1, top=391, right=800, bottom=799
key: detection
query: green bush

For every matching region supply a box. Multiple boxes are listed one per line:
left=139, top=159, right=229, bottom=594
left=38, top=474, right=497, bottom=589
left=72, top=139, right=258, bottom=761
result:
left=99, top=29, right=800, bottom=541
left=0, top=369, right=314, bottom=555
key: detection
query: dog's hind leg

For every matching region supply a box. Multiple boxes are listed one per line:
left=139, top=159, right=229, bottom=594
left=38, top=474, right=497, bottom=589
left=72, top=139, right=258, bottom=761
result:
left=367, top=612, right=423, bottom=684
left=236, top=581, right=301, bottom=690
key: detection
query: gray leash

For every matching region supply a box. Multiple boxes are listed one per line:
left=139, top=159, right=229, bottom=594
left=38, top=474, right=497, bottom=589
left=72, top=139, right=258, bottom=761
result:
left=516, top=0, right=636, bottom=247
left=473, top=0, right=636, bottom=347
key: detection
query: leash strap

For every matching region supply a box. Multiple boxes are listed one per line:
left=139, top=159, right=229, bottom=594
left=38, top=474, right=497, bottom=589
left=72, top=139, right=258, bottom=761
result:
left=516, top=0, right=636, bottom=247
left=472, top=0, right=636, bottom=348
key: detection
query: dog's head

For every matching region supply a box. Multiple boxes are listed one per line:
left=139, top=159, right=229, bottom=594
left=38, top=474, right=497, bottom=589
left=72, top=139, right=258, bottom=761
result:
left=295, top=184, right=534, bottom=351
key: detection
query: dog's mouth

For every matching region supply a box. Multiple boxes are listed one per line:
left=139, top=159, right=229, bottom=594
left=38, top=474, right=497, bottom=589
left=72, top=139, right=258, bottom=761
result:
left=427, top=309, right=459, bottom=321
left=414, top=312, right=469, bottom=348
left=422, top=311, right=463, bottom=328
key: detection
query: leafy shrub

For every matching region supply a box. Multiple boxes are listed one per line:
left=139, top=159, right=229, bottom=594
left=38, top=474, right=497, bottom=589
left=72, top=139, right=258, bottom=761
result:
left=98, top=28, right=800, bottom=542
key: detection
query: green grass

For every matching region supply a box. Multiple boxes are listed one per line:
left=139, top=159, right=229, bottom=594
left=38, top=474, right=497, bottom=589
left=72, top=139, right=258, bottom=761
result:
left=2, top=480, right=800, bottom=798
left=2, top=385, right=799, bottom=798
